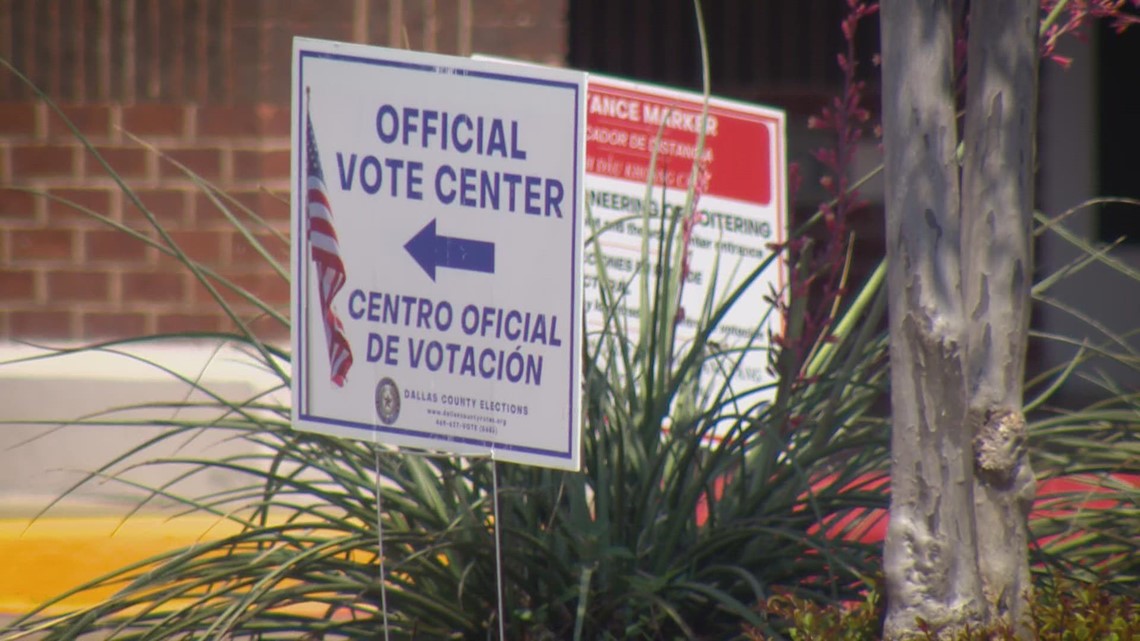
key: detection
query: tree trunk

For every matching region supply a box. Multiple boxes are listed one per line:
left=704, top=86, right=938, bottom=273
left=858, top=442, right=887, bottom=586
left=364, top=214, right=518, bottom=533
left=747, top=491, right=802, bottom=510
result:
left=961, top=0, right=1039, bottom=635
left=881, top=1, right=1039, bottom=638
left=880, top=1, right=985, bottom=637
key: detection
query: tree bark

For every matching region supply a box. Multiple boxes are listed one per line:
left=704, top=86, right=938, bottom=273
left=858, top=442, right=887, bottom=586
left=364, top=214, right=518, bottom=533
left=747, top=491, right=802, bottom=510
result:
left=961, top=0, right=1039, bottom=635
left=881, top=1, right=1040, bottom=639
left=880, top=1, right=985, bottom=637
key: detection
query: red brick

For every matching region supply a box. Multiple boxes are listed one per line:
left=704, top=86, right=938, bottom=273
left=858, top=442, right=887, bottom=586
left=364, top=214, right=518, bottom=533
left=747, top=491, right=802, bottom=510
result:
left=46, top=104, right=113, bottom=140
left=0, top=269, right=37, bottom=300
left=229, top=189, right=290, bottom=222
left=46, top=188, right=113, bottom=225
left=190, top=272, right=268, bottom=307
left=230, top=272, right=290, bottom=306
left=10, top=145, right=76, bottom=178
left=230, top=0, right=264, bottom=24
left=47, top=270, right=111, bottom=302
left=121, top=104, right=187, bottom=138
left=194, top=187, right=289, bottom=226
left=197, top=105, right=260, bottom=138
left=122, top=271, right=185, bottom=303
left=10, top=310, right=73, bottom=338
left=0, top=188, right=37, bottom=222
left=192, top=191, right=218, bottom=226
left=244, top=314, right=291, bottom=344
left=10, top=229, right=75, bottom=261
left=89, top=146, right=150, bottom=179
left=157, top=312, right=223, bottom=334
left=163, top=230, right=227, bottom=263
left=256, top=104, right=291, bottom=137
left=195, top=191, right=247, bottom=228
left=123, top=188, right=188, bottom=227
left=231, top=231, right=289, bottom=267
left=188, top=278, right=218, bottom=305
left=472, top=0, right=562, bottom=30
left=85, top=229, right=150, bottom=263
left=0, top=102, right=38, bottom=136
left=82, top=312, right=147, bottom=339
left=160, top=148, right=224, bottom=181
left=471, top=24, right=565, bottom=63
left=231, top=28, right=263, bottom=101
left=233, top=149, right=291, bottom=181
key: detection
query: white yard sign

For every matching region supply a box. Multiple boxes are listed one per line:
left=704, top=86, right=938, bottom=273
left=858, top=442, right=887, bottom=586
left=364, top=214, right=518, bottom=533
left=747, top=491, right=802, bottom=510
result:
left=291, top=38, right=586, bottom=470
left=583, top=76, right=787, bottom=404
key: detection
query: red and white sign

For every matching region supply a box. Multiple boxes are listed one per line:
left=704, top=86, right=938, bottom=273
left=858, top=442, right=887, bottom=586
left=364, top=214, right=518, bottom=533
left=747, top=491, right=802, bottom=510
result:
left=583, top=75, right=787, bottom=402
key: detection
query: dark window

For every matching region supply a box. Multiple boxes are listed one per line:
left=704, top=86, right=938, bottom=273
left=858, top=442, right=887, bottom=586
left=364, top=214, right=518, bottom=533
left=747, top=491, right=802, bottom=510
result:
left=1097, top=21, right=1140, bottom=244
left=568, top=0, right=880, bottom=110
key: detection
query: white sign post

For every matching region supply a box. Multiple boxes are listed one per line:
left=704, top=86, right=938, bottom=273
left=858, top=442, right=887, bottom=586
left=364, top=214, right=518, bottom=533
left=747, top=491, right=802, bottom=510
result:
left=291, top=38, right=586, bottom=470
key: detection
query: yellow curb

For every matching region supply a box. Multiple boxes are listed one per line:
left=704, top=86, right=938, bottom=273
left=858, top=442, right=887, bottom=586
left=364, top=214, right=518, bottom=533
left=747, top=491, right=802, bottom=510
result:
left=0, top=516, right=242, bottom=616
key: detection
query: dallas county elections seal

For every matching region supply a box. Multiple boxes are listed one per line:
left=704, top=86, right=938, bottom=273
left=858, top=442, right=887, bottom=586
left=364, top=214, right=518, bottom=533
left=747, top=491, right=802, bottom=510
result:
left=374, top=377, right=401, bottom=425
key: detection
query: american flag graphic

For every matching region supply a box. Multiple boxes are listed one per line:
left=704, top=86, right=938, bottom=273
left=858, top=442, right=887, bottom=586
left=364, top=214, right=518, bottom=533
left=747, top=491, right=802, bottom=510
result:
left=306, top=113, right=354, bottom=387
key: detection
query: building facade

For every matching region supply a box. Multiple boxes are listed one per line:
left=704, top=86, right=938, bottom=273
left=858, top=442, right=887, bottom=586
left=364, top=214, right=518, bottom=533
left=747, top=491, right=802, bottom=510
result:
left=0, top=0, right=568, bottom=342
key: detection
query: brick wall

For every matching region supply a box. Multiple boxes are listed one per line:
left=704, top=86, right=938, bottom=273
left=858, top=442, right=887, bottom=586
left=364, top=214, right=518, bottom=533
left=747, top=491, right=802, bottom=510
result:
left=0, top=0, right=568, bottom=342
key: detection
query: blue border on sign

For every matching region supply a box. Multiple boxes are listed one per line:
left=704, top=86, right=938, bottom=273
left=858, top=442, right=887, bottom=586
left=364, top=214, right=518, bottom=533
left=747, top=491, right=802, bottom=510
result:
left=295, top=47, right=581, bottom=463
left=295, top=57, right=306, bottom=419
left=298, top=411, right=569, bottom=459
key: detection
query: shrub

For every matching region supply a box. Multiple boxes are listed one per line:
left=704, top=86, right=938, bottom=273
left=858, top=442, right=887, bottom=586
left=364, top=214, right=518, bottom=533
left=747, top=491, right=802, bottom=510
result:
left=750, top=576, right=1140, bottom=641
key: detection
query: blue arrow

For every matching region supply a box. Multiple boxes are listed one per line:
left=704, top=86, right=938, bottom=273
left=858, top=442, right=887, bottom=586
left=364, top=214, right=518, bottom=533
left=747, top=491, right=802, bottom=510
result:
left=404, top=219, right=495, bottom=282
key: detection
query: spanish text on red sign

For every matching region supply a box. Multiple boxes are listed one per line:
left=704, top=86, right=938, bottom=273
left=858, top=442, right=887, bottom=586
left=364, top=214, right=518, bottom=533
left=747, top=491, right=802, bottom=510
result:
left=585, top=83, right=774, bottom=206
